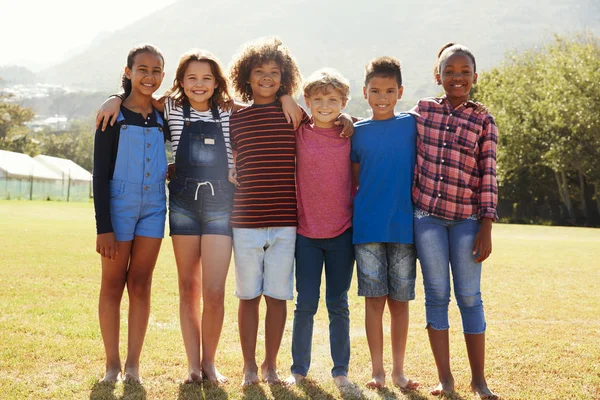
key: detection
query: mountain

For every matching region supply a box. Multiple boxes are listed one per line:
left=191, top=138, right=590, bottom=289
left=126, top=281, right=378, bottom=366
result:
left=0, top=66, right=38, bottom=86
left=38, top=0, right=600, bottom=102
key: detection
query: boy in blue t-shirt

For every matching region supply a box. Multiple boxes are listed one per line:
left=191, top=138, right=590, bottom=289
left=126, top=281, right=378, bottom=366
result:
left=350, top=56, right=419, bottom=390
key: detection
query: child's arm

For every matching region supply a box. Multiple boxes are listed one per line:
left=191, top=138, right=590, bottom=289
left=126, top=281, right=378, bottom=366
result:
left=92, top=125, right=119, bottom=260
left=335, top=113, right=355, bottom=137
left=473, top=218, right=492, bottom=263
left=97, top=232, right=119, bottom=261
left=351, top=162, right=360, bottom=187
left=95, top=95, right=166, bottom=131
left=279, top=95, right=303, bottom=130
left=228, top=95, right=302, bottom=129
left=473, top=117, right=499, bottom=263
left=228, top=150, right=240, bottom=187
left=95, top=95, right=123, bottom=131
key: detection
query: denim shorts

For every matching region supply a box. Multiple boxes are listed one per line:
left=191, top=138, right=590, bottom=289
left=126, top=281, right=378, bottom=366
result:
left=109, top=180, right=166, bottom=241
left=354, top=242, right=416, bottom=301
left=233, top=227, right=296, bottom=300
left=168, top=178, right=233, bottom=237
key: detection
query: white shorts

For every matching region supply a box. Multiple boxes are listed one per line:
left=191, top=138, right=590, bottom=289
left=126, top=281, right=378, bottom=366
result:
left=232, top=227, right=296, bottom=300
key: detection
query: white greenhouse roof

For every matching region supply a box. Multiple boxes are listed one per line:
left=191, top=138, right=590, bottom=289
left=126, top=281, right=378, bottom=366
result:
left=0, top=150, right=62, bottom=180
left=34, top=154, right=91, bottom=182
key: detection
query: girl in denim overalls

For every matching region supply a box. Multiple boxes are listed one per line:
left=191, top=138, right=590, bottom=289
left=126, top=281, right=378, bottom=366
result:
left=160, top=51, right=236, bottom=384
left=96, top=50, right=301, bottom=384
left=93, top=44, right=167, bottom=383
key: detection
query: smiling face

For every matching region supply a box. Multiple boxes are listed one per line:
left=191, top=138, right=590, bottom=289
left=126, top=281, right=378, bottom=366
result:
left=125, top=51, right=164, bottom=97
left=363, top=75, right=403, bottom=120
left=248, top=61, right=282, bottom=104
left=436, top=52, right=477, bottom=107
left=180, top=60, right=217, bottom=111
left=305, top=87, right=347, bottom=128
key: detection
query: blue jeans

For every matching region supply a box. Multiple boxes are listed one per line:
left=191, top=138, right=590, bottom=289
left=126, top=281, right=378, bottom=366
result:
left=291, top=229, right=354, bottom=378
left=414, top=214, right=486, bottom=334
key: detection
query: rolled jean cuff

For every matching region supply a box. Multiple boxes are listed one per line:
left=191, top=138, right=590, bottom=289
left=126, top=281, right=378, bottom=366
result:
left=464, top=321, right=487, bottom=335
left=425, top=322, right=450, bottom=331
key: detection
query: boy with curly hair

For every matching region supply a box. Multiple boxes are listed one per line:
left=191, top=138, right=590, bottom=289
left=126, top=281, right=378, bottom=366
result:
left=227, top=37, right=307, bottom=386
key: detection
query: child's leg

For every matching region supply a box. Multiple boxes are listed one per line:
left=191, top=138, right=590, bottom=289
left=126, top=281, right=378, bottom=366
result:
left=355, top=242, right=389, bottom=389
left=365, top=296, right=387, bottom=388
left=123, top=235, right=162, bottom=382
left=449, top=219, right=497, bottom=399
left=414, top=215, right=454, bottom=395
left=232, top=228, right=266, bottom=386
left=262, top=227, right=296, bottom=384
left=238, top=296, right=261, bottom=385
left=99, top=240, right=132, bottom=382
left=172, top=234, right=203, bottom=383
left=288, top=234, right=325, bottom=384
left=323, top=229, right=354, bottom=383
left=200, top=234, right=232, bottom=383
left=387, top=243, right=418, bottom=390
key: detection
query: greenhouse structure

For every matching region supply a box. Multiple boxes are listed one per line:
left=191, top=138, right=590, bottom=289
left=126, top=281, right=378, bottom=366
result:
left=0, top=150, right=91, bottom=201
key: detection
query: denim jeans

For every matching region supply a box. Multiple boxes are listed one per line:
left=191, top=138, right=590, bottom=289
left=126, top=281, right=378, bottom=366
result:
left=291, top=229, right=354, bottom=378
left=414, top=213, right=486, bottom=334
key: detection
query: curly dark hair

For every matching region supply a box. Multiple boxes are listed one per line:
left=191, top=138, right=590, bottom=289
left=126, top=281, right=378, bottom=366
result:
left=364, top=56, right=402, bottom=87
left=228, top=37, right=302, bottom=103
left=160, top=49, right=233, bottom=110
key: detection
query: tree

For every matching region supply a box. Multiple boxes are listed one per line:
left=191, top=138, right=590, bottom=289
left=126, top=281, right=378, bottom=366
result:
left=0, top=88, right=37, bottom=155
left=474, top=32, right=600, bottom=225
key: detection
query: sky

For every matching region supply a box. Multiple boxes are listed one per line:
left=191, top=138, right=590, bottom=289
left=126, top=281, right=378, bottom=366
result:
left=0, top=0, right=176, bottom=71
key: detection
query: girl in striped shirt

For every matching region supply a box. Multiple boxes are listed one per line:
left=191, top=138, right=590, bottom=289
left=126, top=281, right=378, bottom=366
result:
left=411, top=43, right=499, bottom=399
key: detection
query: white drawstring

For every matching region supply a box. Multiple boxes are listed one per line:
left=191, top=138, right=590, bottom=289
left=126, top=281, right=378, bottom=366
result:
left=194, top=181, right=215, bottom=200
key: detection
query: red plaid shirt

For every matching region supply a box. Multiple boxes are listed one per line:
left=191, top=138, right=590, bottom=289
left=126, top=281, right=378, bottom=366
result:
left=410, top=96, right=498, bottom=221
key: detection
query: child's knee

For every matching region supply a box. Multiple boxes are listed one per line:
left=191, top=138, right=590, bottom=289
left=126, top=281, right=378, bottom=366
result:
left=127, top=276, right=152, bottom=298
left=456, top=292, right=482, bottom=310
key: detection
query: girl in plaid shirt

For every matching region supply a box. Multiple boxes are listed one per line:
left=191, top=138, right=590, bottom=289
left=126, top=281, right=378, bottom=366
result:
left=411, top=43, right=499, bottom=399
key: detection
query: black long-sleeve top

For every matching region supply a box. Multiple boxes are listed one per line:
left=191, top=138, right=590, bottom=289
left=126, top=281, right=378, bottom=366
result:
left=92, top=106, right=169, bottom=234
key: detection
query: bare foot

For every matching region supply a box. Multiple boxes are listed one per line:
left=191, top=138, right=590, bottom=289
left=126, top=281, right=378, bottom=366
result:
left=391, top=371, right=420, bottom=390
left=431, top=378, right=454, bottom=396
left=202, top=363, right=228, bottom=384
left=241, top=364, right=260, bottom=387
left=283, top=373, right=305, bottom=386
left=101, top=367, right=121, bottom=383
left=333, top=375, right=352, bottom=388
left=184, top=370, right=203, bottom=384
left=365, top=375, right=385, bottom=389
left=122, top=369, right=141, bottom=384
left=471, top=381, right=499, bottom=399
left=261, top=362, right=281, bottom=385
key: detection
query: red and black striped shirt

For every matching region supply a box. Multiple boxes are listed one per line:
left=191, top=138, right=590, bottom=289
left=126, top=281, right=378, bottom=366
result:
left=230, top=102, right=308, bottom=228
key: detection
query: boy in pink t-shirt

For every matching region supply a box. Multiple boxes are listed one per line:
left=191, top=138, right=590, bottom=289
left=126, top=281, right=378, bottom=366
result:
left=284, top=69, right=355, bottom=388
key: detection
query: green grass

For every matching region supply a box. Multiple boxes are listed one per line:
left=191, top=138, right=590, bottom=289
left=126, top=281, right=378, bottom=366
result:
left=1, top=200, right=599, bottom=399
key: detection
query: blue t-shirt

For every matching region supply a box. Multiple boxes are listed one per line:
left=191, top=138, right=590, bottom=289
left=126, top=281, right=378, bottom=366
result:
left=350, top=113, right=417, bottom=244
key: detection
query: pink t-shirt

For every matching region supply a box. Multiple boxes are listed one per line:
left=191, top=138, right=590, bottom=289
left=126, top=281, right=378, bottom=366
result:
left=296, top=123, right=354, bottom=239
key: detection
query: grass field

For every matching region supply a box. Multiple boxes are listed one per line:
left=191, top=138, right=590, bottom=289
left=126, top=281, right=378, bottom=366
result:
left=0, top=200, right=599, bottom=400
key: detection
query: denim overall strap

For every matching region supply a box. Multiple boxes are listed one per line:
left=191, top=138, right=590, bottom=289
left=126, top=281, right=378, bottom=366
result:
left=174, top=101, right=229, bottom=182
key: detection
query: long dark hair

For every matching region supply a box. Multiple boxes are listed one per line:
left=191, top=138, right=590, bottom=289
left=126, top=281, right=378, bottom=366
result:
left=121, top=44, right=164, bottom=97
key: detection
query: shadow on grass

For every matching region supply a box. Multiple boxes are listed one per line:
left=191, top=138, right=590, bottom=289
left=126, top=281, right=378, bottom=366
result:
left=177, top=381, right=227, bottom=400
left=90, top=380, right=118, bottom=400
left=270, top=382, right=311, bottom=399
left=240, top=383, right=270, bottom=400
left=123, top=380, right=147, bottom=400
left=296, top=378, right=336, bottom=399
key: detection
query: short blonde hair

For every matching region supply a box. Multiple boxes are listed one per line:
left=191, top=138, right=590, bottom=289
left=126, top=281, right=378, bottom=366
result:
left=303, top=68, right=350, bottom=100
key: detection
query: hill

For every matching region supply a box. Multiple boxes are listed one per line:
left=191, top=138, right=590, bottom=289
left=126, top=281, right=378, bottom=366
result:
left=39, top=0, right=600, bottom=103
